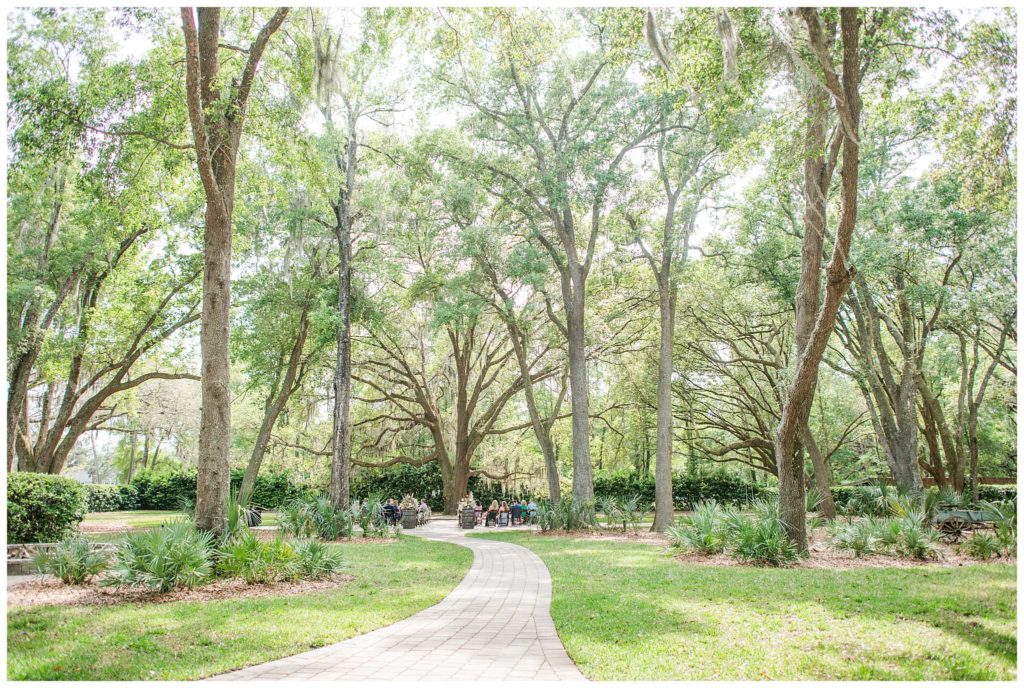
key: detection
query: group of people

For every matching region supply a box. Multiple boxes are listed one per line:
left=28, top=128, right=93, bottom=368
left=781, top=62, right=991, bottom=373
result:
left=381, top=494, right=431, bottom=525
left=474, top=498, right=538, bottom=527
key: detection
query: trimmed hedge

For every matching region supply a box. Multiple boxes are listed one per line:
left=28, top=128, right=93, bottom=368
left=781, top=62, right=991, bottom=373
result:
left=84, top=484, right=139, bottom=512
left=130, top=468, right=312, bottom=511
left=593, top=470, right=766, bottom=509
left=7, top=473, right=88, bottom=543
left=978, top=485, right=1017, bottom=502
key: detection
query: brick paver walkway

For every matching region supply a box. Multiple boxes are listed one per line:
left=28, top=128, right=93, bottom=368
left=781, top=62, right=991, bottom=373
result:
left=211, top=522, right=585, bottom=681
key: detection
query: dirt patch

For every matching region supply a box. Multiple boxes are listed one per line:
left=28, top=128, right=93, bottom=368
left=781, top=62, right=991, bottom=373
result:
left=7, top=574, right=354, bottom=609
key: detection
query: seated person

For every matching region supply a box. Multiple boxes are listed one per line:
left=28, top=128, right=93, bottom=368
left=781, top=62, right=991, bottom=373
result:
left=417, top=499, right=430, bottom=524
left=474, top=500, right=483, bottom=524
left=510, top=500, right=523, bottom=525
left=498, top=500, right=511, bottom=526
left=382, top=499, right=398, bottom=525
left=527, top=499, right=538, bottom=523
left=486, top=500, right=500, bottom=527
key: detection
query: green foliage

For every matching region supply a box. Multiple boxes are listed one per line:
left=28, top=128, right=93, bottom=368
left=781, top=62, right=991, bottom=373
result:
left=667, top=500, right=727, bottom=554
left=592, top=470, right=764, bottom=509
left=350, top=462, right=525, bottom=511
left=829, top=520, right=877, bottom=558
left=980, top=500, right=1016, bottom=556
left=293, top=540, right=347, bottom=580
left=829, top=515, right=940, bottom=560
left=278, top=495, right=354, bottom=541
left=961, top=532, right=1002, bottom=561
left=31, top=535, right=108, bottom=584
left=535, top=496, right=597, bottom=532
left=216, top=533, right=300, bottom=584
left=726, top=508, right=800, bottom=566
left=131, top=468, right=311, bottom=511
left=7, top=473, right=88, bottom=543
left=84, top=484, right=139, bottom=512
left=103, top=518, right=215, bottom=592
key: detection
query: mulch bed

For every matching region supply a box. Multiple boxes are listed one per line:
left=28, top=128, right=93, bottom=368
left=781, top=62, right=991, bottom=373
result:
left=522, top=527, right=1015, bottom=569
left=7, top=574, right=354, bottom=609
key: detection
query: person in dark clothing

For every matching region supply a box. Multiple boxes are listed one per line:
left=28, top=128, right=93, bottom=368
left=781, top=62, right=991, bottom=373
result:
left=511, top=500, right=523, bottom=525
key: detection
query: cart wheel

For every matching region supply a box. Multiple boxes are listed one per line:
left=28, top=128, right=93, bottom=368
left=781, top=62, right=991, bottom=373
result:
left=940, top=517, right=967, bottom=543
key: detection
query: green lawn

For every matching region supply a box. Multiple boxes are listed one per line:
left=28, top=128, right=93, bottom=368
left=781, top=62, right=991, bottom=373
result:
left=8, top=535, right=472, bottom=680
left=475, top=531, right=1017, bottom=680
left=82, top=510, right=282, bottom=529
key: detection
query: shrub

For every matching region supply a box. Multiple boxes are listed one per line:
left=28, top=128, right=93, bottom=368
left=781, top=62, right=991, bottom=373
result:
left=962, top=532, right=1002, bottom=561
left=534, top=496, right=597, bottom=532
left=84, top=484, right=139, bottom=512
left=591, top=470, right=764, bottom=510
left=894, top=516, right=941, bottom=560
left=980, top=500, right=1017, bottom=556
left=308, top=495, right=353, bottom=540
left=216, top=533, right=300, bottom=584
left=668, top=501, right=727, bottom=554
left=131, top=468, right=312, bottom=511
left=977, top=485, right=1016, bottom=503
left=293, top=540, right=346, bottom=579
left=278, top=500, right=316, bottom=538
left=103, top=518, right=214, bottom=592
left=728, top=512, right=799, bottom=566
left=7, top=472, right=88, bottom=543
left=597, top=495, right=648, bottom=533
left=31, top=535, right=108, bottom=584
left=829, top=520, right=876, bottom=558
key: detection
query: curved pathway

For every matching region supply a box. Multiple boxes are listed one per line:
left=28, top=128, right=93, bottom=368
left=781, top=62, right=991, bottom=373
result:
left=212, top=522, right=584, bottom=681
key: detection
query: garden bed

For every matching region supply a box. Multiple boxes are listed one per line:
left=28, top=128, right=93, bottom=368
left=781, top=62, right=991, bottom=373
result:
left=8, top=574, right=354, bottom=609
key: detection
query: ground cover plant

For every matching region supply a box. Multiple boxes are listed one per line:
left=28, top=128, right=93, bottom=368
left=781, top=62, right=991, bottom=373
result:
left=474, top=531, right=1016, bottom=680
left=7, top=536, right=472, bottom=680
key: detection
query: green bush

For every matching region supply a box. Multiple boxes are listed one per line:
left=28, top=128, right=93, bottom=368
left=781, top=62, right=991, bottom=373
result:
left=293, top=540, right=346, bottom=579
left=592, top=470, right=764, bottom=509
left=726, top=507, right=799, bottom=566
left=216, top=533, right=300, bottom=584
left=829, top=520, right=876, bottom=558
left=103, top=518, right=215, bottom=592
left=7, top=472, right=88, bottom=543
left=667, top=500, right=727, bottom=554
left=130, top=468, right=313, bottom=511
left=962, top=532, right=1002, bottom=560
left=84, top=484, right=139, bottom=512
left=277, top=495, right=353, bottom=540
left=978, top=485, right=1017, bottom=503
left=535, top=496, right=597, bottom=532
left=980, top=500, right=1016, bottom=556
left=31, top=535, right=109, bottom=584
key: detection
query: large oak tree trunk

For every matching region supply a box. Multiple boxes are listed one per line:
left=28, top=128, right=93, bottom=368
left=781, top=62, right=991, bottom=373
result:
left=195, top=197, right=233, bottom=532
left=777, top=8, right=861, bottom=550
left=652, top=287, right=676, bottom=531
left=564, top=271, right=594, bottom=502
left=181, top=7, right=289, bottom=534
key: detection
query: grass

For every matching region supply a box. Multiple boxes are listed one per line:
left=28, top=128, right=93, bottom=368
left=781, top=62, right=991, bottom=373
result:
left=474, top=531, right=1017, bottom=681
left=7, top=535, right=472, bottom=680
left=81, top=510, right=281, bottom=542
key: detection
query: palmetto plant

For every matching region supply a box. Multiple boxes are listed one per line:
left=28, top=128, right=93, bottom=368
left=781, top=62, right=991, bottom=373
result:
left=103, top=518, right=215, bottom=592
left=667, top=500, right=726, bottom=554
left=31, top=535, right=109, bottom=584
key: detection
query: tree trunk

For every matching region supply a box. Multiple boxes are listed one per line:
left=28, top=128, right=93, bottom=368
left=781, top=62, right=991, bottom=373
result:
left=564, top=270, right=594, bottom=502
left=181, top=6, right=288, bottom=534
left=777, top=7, right=862, bottom=551
left=127, top=431, right=137, bottom=483
left=652, top=286, right=676, bottom=531
left=330, top=230, right=353, bottom=508
left=800, top=425, right=836, bottom=519
left=195, top=195, right=233, bottom=533
left=239, top=307, right=309, bottom=505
